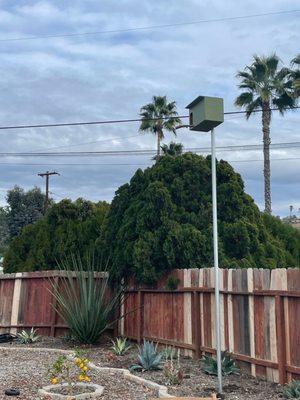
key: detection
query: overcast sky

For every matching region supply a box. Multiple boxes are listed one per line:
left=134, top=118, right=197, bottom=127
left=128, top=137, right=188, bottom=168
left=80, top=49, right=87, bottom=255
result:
left=0, top=0, right=299, bottom=216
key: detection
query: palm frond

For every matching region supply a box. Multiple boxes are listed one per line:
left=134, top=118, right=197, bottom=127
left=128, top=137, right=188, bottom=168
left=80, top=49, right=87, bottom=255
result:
left=291, top=54, right=300, bottom=66
left=234, top=92, right=254, bottom=107
left=139, top=95, right=181, bottom=139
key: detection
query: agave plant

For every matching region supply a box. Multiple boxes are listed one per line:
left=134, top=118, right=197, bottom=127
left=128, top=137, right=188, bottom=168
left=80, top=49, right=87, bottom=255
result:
left=17, top=327, right=41, bottom=344
left=130, top=341, right=163, bottom=372
left=111, top=337, right=132, bottom=356
left=50, top=254, right=123, bottom=345
left=201, top=351, right=239, bottom=376
left=283, top=380, right=300, bottom=399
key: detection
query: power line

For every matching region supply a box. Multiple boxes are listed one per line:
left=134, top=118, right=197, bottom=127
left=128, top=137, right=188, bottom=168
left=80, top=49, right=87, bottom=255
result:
left=1, top=9, right=299, bottom=42
left=0, top=107, right=299, bottom=131
left=0, top=157, right=299, bottom=168
left=0, top=140, right=299, bottom=157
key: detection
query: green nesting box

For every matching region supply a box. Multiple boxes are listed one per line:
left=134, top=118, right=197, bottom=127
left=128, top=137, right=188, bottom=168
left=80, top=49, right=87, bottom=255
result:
left=186, top=96, right=224, bottom=132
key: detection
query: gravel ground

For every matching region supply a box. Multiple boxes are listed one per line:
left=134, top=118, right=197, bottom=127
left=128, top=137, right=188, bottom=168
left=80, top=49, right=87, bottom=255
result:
left=0, top=337, right=286, bottom=399
left=0, top=348, right=155, bottom=400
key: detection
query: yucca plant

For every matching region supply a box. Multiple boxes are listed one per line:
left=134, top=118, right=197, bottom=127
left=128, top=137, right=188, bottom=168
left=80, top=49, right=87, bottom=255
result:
left=283, top=380, right=300, bottom=398
left=111, top=337, right=132, bottom=356
left=17, top=327, right=41, bottom=344
left=201, top=351, right=239, bottom=376
left=130, top=341, right=163, bottom=372
left=50, top=254, right=123, bottom=345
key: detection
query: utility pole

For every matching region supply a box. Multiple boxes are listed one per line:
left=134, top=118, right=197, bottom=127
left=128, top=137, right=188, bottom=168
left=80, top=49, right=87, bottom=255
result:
left=38, top=171, right=60, bottom=212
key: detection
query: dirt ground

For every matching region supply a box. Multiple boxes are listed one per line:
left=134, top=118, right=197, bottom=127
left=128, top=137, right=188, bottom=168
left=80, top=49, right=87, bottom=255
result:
left=0, top=346, right=155, bottom=400
left=1, top=336, right=286, bottom=399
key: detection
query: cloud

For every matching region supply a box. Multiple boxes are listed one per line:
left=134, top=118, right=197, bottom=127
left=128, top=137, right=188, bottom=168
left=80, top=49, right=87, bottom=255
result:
left=0, top=0, right=299, bottom=216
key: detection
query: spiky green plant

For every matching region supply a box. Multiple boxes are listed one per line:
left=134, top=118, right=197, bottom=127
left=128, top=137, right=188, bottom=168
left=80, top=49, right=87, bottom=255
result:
left=17, top=327, right=41, bottom=344
left=130, top=341, right=163, bottom=372
left=163, top=349, right=183, bottom=385
left=50, top=254, right=123, bottom=345
left=111, top=337, right=132, bottom=356
left=283, top=380, right=300, bottom=398
left=162, top=345, right=177, bottom=360
left=201, top=351, right=239, bottom=376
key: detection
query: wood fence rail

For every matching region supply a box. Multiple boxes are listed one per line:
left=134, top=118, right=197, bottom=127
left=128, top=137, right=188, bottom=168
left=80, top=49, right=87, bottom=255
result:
left=0, top=270, right=108, bottom=337
left=119, top=268, right=300, bottom=385
left=1, top=268, right=300, bottom=385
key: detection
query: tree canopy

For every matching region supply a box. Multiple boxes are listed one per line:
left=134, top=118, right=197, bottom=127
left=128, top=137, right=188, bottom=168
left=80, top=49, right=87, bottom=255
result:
left=3, top=199, right=109, bottom=273
left=4, top=154, right=300, bottom=281
left=5, top=186, right=47, bottom=239
left=102, top=153, right=300, bottom=284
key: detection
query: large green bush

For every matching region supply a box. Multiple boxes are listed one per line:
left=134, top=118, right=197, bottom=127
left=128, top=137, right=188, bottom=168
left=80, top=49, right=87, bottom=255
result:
left=101, top=153, right=300, bottom=284
left=4, top=154, right=300, bottom=281
left=3, top=199, right=109, bottom=273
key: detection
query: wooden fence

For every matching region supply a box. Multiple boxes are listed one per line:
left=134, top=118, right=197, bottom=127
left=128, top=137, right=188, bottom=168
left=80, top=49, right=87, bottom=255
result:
left=1, top=268, right=300, bottom=384
left=119, top=268, right=300, bottom=384
left=0, top=270, right=108, bottom=337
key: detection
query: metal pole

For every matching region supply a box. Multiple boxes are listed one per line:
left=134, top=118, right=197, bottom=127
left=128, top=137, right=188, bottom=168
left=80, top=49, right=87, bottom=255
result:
left=211, top=128, right=222, bottom=394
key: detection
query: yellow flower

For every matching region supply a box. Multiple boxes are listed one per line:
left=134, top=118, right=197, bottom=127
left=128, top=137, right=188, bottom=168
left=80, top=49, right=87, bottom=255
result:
left=85, top=376, right=91, bottom=382
left=78, top=375, right=85, bottom=382
left=82, top=366, right=88, bottom=372
left=51, top=378, right=58, bottom=385
left=79, top=363, right=84, bottom=369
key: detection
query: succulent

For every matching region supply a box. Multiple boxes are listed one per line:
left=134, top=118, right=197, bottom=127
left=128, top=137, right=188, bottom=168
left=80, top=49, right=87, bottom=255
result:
left=201, top=351, right=239, bottom=376
left=17, top=327, right=41, bottom=344
left=163, top=349, right=184, bottom=385
left=283, top=380, right=300, bottom=398
left=162, top=345, right=177, bottom=360
left=111, top=337, right=132, bottom=356
left=130, top=340, right=163, bottom=372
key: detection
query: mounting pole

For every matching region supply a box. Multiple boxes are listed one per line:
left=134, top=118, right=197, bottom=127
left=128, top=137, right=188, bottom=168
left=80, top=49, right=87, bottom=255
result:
left=38, top=171, right=60, bottom=212
left=211, top=128, right=222, bottom=394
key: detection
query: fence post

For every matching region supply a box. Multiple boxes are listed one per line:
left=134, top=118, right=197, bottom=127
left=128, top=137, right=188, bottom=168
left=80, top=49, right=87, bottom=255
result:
left=192, top=291, right=201, bottom=359
left=275, top=294, right=287, bottom=384
left=136, top=290, right=144, bottom=344
left=113, top=290, right=120, bottom=338
left=50, top=276, right=59, bottom=337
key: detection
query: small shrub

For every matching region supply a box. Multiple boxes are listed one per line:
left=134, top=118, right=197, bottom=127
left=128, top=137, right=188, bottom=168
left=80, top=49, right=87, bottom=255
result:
left=163, top=349, right=184, bottom=385
left=283, top=380, right=300, bottom=398
left=48, top=352, right=91, bottom=395
left=17, top=328, right=41, bottom=344
left=201, top=351, right=239, bottom=376
left=130, top=341, right=163, bottom=372
left=162, top=345, right=177, bottom=360
left=166, top=276, right=181, bottom=290
left=111, top=337, right=132, bottom=356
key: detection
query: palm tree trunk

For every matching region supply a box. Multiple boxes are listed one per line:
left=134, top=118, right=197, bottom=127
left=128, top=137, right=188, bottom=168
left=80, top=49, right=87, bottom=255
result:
left=262, top=101, right=272, bottom=214
left=157, top=131, right=161, bottom=159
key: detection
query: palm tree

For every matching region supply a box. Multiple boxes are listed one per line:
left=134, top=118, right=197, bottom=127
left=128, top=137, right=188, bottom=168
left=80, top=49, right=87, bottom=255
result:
left=139, top=96, right=182, bottom=159
left=291, top=54, right=300, bottom=97
left=235, top=54, right=296, bottom=214
left=161, top=142, right=183, bottom=156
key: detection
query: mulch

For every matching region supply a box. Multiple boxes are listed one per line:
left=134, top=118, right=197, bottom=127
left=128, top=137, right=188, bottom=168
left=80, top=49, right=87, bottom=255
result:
left=1, top=336, right=287, bottom=399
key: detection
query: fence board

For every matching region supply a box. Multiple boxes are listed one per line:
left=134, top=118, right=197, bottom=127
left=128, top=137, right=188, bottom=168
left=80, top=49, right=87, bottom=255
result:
left=1, top=268, right=300, bottom=385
